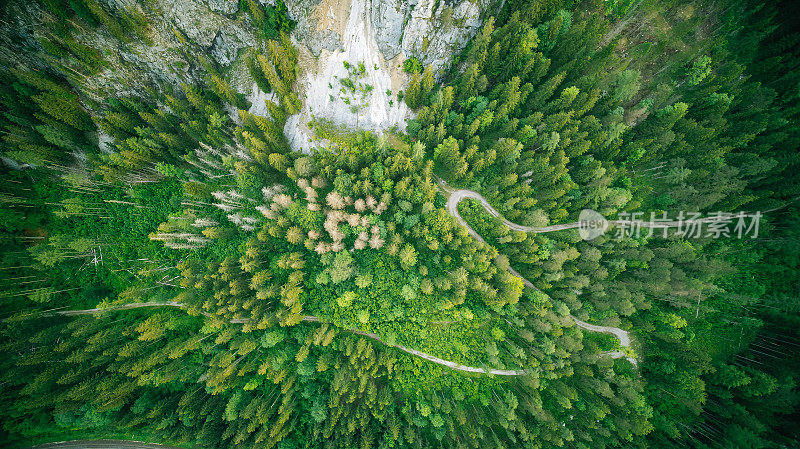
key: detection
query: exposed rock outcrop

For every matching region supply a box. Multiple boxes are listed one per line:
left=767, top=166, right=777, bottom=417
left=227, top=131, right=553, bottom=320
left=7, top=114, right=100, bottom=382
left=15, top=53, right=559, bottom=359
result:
left=0, top=0, right=260, bottom=104
left=287, top=0, right=499, bottom=74
left=163, top=0, right=255, bottom=64
left=281, top=0, right=498, bottom=152
left=210, top=28, right=254, bottom=66
left=286, top=0, right=344, bottom=55
left=400, top=0, right=489, bottom=74
left=204, top=0, right=239, bottom=14
left=1, top=0, right=496, bottom=153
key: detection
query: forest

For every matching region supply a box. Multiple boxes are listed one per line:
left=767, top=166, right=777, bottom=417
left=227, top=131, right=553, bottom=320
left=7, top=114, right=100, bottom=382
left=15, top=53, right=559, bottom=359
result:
left=0, top=0, right=799, bottom=448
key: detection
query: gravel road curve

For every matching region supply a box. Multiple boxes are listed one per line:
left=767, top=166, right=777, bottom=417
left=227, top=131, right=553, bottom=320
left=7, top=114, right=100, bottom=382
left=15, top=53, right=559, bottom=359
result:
left=440, top=179, right=637, bottom=365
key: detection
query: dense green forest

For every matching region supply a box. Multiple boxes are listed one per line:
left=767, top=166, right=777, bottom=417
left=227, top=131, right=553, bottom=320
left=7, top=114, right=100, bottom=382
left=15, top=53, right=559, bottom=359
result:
left=1, top=0, right=799, bottom=448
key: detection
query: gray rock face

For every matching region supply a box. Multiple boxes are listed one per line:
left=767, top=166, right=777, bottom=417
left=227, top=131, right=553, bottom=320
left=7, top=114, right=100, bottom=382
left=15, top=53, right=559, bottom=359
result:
left=286, top=0, right=498, bottom=74
left=2, top=0, right=493, bottom=142
left=153, top=0, right=257, bottom=67
left=204, top=0, right=239, bottom=14
left=0, top=0, right=262, bottom=103
left=284, top=0, right=342, bottom=55
left=281, top=0, right=498, bottom=153
left=371, top=0, right=405, bottom=60
left=164, top=0, right=254, bottom=55
left=401, top=0, right=491, bottom=74
left=210, top=28, right=255, bottom=66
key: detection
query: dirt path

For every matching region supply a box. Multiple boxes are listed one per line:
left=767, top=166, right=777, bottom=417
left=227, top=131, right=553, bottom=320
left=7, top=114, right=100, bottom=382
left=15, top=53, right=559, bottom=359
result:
left=50, top=302, right=185, bottom=316
left=29, top=440, right=183, bottom=449
left=572, top=317, right=636, bottom=365
left=44, top=303, right=632, bottom=367
left=30, top=440, right=179, bottom=449
left=351, top=328, right=529, bottom=375
left=443, top=180, right=736, bottom=234
left=27, top=303, right=529, bottom=376
left=441, top=179, right=637, bottom=365
left=18, top=180, right=647, bottom=374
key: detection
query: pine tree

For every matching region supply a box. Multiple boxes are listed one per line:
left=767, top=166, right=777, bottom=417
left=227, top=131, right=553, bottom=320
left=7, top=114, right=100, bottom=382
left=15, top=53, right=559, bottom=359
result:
left=247, top=52, right=272, bottom=94
left=405, top=72, right=422, bottom=109
left=208, top=74, right=247, bottom=110
left=433, top=137, right=467, bottom=180
left=419, top=66, right=435, bottom=105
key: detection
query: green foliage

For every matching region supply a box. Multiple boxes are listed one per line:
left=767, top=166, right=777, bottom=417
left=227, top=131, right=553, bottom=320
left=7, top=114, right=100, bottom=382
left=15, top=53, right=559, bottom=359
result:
left=403, top=56, right=424, bottom=73
left=243, top=0, right=295, bottom=40
left=687, top=55, right=713, bottom=86
left=2, top=1, right=800, bottom=449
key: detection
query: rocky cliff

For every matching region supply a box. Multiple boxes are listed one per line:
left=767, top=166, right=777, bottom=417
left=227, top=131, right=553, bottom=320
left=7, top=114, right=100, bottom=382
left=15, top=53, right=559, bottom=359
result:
left=283, top=0, right=498, bottom=152
left=0, top=0, right=497, bottom=152
left=0, top=0, right=259, bottom=102
left=287, top=0, right=498, bottom=75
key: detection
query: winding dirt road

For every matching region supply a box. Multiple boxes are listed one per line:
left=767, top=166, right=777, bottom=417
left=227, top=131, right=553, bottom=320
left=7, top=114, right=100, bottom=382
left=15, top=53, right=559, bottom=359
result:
left=22, top=303, right=529, bottom=376
left=29, top=440, right=183, bottom=449
left=441, top=180, right=637, bottom=365
left=49, top=302, right=186, bottom=316
left=572, top=316, right=636, bottom=365
left=14, top=182, right=645, bottom=375
left=351, top=328, right=529, bottom=375
left=443, top=180, right=740, bottom=234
